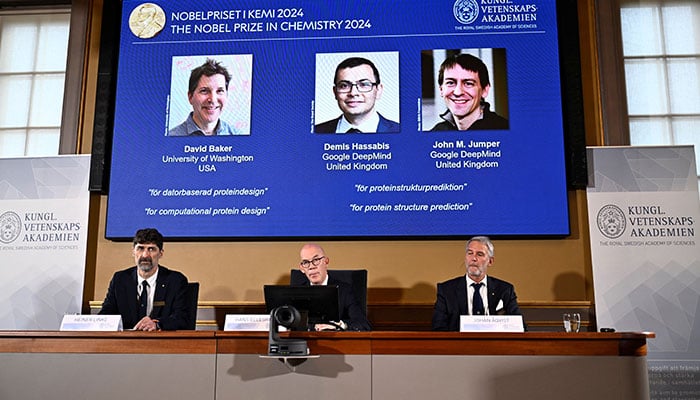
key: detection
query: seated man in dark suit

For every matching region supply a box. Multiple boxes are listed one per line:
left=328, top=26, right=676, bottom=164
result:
left=432, top=236, right=523, bottom=331
left=294, top=243, right=371, bottom=331
left=315, top=57, right=400, bottom=134
left=99, top=228, right=191, bottom=330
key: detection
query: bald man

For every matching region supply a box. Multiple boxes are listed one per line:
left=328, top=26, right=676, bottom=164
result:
left=296, top=244, right=371, bottom=331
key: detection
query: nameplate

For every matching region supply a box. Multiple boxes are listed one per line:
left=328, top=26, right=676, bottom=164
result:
left=60, top=315, right=123, bottom=331
left=460, top=315, right=524, bottom=332
left=224, top=314, right=271, bottom=331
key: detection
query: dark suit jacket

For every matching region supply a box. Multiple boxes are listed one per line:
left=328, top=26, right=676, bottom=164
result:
left=99, top=265, right=190, bottom=330
left=431, top=275, right=523, bottom=331
left=314, top=113, right=400, bottom=133
left=294, top=274, right=372, bottom=331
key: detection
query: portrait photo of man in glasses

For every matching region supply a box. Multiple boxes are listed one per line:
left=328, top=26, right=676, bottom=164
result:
left=314, top=54, right=400, bottom=134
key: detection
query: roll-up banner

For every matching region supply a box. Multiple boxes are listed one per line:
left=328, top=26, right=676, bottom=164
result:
left=587, top=146, right=700, bottom=399
left=0, top=155, right=91, bottom=329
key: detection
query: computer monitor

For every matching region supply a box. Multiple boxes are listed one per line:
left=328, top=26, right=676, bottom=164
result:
left=263, top=285, right=340, bottom=326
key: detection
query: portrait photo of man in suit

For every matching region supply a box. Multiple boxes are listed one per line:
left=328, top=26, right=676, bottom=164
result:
left=314, top=53, right=400, bottom=134
left=431, top=236, right=523, bottom=331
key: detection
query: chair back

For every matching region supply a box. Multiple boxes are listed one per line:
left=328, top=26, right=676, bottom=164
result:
left=184, top=282, right=199, bottom=330
left=290, top=269, right=368, bottom=314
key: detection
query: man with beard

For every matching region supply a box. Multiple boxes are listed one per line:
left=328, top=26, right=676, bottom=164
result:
left=99, top=228, right=191, bottom=330
left=431, top=236, right=523, bottom=331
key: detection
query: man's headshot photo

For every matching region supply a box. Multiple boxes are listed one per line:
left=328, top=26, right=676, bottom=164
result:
left=167, top=54, right=252, bottom=136
left=314, top=52, right=400, bottom=134
left=421, top=49, right=509, bottom=132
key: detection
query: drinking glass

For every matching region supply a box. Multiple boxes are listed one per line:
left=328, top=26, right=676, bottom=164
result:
left=563, top=313, right=581, bottom=332
left=570, top=313, right=581, bottom=332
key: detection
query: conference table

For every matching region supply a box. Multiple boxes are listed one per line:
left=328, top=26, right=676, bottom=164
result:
left=0, top=330, right=653, bottom=400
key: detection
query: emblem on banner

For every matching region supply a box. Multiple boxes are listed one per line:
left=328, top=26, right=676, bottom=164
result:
left=0, top=211, right=22, bottom=244
left=597, top=204, right=626, bottom=239
left=453, top=0, right=479, bottom=25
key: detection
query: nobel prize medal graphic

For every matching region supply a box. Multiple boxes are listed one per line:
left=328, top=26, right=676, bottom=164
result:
left=129, top=3, right=166, bottom=39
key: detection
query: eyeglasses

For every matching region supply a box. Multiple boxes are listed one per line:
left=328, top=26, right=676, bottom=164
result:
left=300, top=256, right=326, bottom=269
left=335, top=80, right=378, bottom=93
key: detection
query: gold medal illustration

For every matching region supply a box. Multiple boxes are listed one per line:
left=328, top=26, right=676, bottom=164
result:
left=129, top=3, right=166, bottom=39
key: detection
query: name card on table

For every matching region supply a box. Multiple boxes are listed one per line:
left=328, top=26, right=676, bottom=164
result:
left=60, top=315, right=123, bottom=331
left=460, top=315, right=524, bottom=332
left=224, top=314, right=271, bottom=331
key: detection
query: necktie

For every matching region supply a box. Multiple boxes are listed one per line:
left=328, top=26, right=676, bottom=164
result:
left=346, top=128, right=361, bottom=133
left=139, top=281, right=149, bottom=318
left=471, top=282, right=484, bottom=315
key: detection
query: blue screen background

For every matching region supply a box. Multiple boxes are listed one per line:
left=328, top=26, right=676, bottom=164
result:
left=106, top=0, right=570, bottom=239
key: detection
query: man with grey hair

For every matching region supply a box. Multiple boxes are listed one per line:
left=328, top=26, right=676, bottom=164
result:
left=431, top=236, right=522, bottom=331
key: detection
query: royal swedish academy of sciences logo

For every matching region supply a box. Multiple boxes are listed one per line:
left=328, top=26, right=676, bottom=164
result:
left=0, top=211, right=22, bottom=244
left=453, top=0, right=480, bottom=25
left=597, top=204, right=626, bottom=239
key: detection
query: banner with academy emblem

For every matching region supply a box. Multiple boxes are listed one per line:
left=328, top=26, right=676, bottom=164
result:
left=586, top=146, right=700, bottom=399
left=0, top=155, right=90, bottom=329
